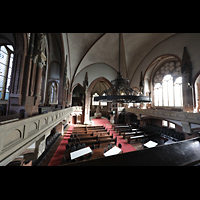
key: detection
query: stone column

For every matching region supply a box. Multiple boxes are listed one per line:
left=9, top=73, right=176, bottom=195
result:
left=84, top=92, right=91, bottom=124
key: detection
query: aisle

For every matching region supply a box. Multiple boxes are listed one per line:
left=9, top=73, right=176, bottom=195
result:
left=92, top=118, right=136, bottom=153
left=48, top=125, right=74, bottom=166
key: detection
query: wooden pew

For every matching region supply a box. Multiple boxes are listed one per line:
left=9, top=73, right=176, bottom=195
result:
left=75, top=137, right=117, bottom=148
left=73, top=130, right=109, bottom=136
left=112, top=124, right=127, bottom=129
left=78, top=131, right=110, bottom=137
left=114, top=125, right=131, bottom=132
left=99, top=137, right=117, bottom=147
left=87, top=126, right=104, bottom=130
left=128, top=133, right=158, bottom=144
left=68, top=134, right=117, bottom=148
left=118, top=127, right=142, bottom=135
left=62, top=137, right=118, bottom=165
left=122, top=130, right=145, bottom=139
left=86, top=128, right=107, bottom=132
left=78, top=134, right=114, bottom=141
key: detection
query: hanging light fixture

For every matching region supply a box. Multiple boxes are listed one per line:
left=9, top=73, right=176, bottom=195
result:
left=94, top=33, right=151, bottom=103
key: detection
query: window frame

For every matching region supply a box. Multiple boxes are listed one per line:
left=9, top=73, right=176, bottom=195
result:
left=0, top=45, right=14, bottom=101
left=152, top=60, right=183, bottom=109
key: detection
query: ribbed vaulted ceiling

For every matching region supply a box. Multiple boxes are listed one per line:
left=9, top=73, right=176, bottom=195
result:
left=66, top=33, right=177, bottom=87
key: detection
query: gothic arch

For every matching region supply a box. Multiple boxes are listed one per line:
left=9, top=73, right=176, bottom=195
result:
left=88, top=77, right=111, bottom=94
left=8, top=33, right=28, bottom=114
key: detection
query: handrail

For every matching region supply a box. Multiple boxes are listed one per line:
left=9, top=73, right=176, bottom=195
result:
left=0, top=106, right=82, bottom=166
left=126, top=107, right=200, bottom=124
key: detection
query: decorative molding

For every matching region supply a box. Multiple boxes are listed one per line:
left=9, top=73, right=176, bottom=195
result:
left=126, top=107, right=200, bottom=125
left=0, top=106, right=82, bottom=166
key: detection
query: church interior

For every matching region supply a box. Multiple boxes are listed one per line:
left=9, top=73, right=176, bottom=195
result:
left=1, top=33, right=200, bottom=166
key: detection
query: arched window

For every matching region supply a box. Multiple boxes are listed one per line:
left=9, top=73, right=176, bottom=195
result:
left=49, top=81, right=58, bottom=104
left=163, top=74, right=174, bottom=106
left=154, top=83, right=162, bottom=106
left=174, top=77, right=183, bottom=107
left=153, top=60, right=183, bottom=107
left=153, top=75, right=182, bottom=107
left=0, top=45, right=14, bottom=100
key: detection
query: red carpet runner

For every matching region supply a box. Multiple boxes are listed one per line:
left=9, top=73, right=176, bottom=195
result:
left=48, top=118, right=136, bottom=166
left=48, top=125, right=74, bottom=166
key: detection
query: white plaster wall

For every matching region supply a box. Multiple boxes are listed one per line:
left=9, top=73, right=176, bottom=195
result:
left=72, top=63, right=118, bottom=88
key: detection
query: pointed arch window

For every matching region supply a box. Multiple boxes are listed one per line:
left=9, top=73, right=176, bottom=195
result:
left=153, top=75, right=183, bottom=107
left=0, top=45, right=14, bottom=100
left=154, top=83, right=162, bottom=106
left=174, top=77, right=183, bottom=107
left=163, top=74, right=174, bottom=106
left=49, top=81, right=58, bottom=104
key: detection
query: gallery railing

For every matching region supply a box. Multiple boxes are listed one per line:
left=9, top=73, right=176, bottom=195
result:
left=126, top=107, right=200, bottom=124
left=0, top=106, right=82, bottom=166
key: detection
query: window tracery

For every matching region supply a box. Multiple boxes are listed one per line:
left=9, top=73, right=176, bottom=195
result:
left=0, top=45, right=14, bottom=100
left=153, top=60, right=183, bottom=107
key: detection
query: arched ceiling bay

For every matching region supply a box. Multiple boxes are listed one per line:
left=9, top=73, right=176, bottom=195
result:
left=66, top=33, right=177, bottom=88
left=67, top=33, right=104, bottom=79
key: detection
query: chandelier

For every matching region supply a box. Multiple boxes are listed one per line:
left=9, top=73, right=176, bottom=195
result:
left=94, top=33, right=151, bottom=103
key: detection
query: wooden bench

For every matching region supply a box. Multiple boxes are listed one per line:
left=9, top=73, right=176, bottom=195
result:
left=86, top=128, right=107, bottom=132
left=122, top=130, right=145, bottom=139
left=128, top=133, right=158, bottom=144
left=112, top=124, right=127, bottom=129
left=78, top=134, right=114, bottom=141
left=87, top=126, right=105, bottom=129
left=78, top=131, right=110, bottom=137
left=114, top=126, right=131, bottom=132
left=99, top=137, right=117, bottom=147
left=73, top=131, right=109, bottom=136
left=68, top=135, right=117, bottom=148
left=79, top=138, right=117, bottom=148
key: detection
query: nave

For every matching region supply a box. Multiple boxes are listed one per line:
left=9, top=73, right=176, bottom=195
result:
left=37, top=116, right=200, bottom=166
left=45, top=118, right=136, bottom=166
